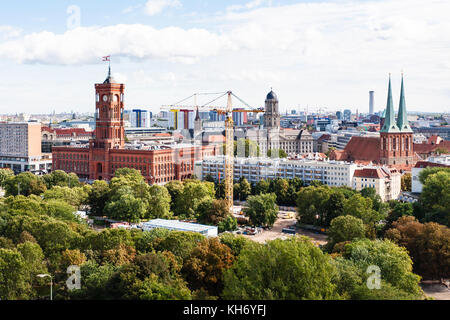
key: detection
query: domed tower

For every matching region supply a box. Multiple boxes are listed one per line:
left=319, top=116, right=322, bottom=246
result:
left=264, top=90, right=280, bottom=130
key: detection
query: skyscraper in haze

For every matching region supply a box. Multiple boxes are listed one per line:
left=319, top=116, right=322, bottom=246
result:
left=369, top=91, right=375, bottom=115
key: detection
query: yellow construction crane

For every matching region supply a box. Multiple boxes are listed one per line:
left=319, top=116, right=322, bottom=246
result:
left=163, top=91, right=264, bottom=212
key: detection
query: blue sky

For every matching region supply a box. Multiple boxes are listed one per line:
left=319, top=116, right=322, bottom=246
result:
left=0, top=0, right=449, bottom=115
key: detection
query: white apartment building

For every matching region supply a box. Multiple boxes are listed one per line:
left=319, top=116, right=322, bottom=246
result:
left=353, top=167, right=401, bottom=201
left=196, top=156, right=357, bottom=187
left=196, top=156, right=402, bottom=201
left=0, top=122, right=52, bottom=174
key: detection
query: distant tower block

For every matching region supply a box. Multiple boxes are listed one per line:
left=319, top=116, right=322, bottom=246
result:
left=369, top=91, right=375, bottom=115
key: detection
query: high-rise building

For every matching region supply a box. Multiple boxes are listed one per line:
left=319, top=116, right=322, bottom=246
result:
left=369, top=91, right=375, bottom=115
left=131, top=109, right=151, bottom=128
left=0, top=122, right=52, bottom=173
left=343, top=109, right=352, bottom=121
left=232, top=108, right=248, bottom=126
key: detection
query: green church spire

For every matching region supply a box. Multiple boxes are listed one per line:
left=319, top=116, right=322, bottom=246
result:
left=380, top=74, right=400, bottom=133
left=397, top=74, right=412, bottom=132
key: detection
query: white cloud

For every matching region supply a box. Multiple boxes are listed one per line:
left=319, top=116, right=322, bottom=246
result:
left=2, top=0, right=450, bottom=112
left=227, top=0, right=269, bottom=12
left=0, top=25, right=22, bottom=41
left=0, top=24, right=228, bottom=65
left=144, top=0, right=181, bottom=16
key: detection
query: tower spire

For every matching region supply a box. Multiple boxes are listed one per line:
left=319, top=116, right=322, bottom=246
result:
left=380, top=74, right=400, bottom=133
left=397, top=73, right=412, bottom=132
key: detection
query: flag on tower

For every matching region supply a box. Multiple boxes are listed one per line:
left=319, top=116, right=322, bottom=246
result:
left=102, top=56, right=110, bottom=61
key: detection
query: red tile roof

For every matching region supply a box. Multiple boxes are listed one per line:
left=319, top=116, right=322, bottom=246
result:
left=354, top=168, right=389, bottom=179
left=342, top=136, right=381, bottom=162
left=427, top=135, right=443, bottom=145
left=414, top=140, right=450, bottom=155
left=414, top=161, right=450, bottom=169
left=42, top=126, right=93, bottom=137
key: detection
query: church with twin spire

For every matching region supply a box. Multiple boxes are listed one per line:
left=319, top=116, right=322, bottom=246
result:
left=379, top=74, right=414, bottom=166
left=330, top=75, right=418, bottom=169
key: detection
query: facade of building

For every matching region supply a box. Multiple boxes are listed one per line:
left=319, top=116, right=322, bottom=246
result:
left=0, top=122, right=52, bottom=173
left=130, top=109, right=151, bottom=128
left=52, top=69, right=220, bottom=184
left=41, top=126, right=94, bottom=153
left=353, top=167, right=401, bottom=202
left=197, top=156, right=357, bottom=187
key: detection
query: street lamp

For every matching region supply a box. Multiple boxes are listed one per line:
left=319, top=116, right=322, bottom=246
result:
left=37, top=274, right=52, bottom=300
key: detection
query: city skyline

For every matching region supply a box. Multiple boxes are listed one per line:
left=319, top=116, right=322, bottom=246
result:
left=1, top=0, right=450, bottom=114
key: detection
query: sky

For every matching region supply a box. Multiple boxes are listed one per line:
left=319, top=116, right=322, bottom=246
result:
left=0, top=0, right=449, bottom=115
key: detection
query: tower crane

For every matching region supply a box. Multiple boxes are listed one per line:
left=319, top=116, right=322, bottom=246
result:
left=163, top=91, right=264, bottom=212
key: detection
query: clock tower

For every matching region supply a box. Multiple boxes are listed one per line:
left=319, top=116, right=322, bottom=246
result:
left=89, top=66, right=125, bottom=180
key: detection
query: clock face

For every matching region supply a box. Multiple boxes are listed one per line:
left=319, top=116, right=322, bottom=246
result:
left=103, top=95, right=108, bottom=102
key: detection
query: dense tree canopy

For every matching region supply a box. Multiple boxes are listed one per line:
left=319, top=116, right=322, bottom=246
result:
left=222, top=237, right=340, bottom=300
left=244, top=193, right=278, bottom=228
left=4, top=172, right=47, bottom=197
left=386, top=216, right=450, bottom=279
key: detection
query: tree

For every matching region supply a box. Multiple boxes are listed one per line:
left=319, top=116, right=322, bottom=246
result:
left=296, top=186, right=346, bottom=227
left=384, top=202, right=413, bottom=230
left=174, top=181, right=215, bottom=219
left=43, top=199, right=78, bottom=222
left=222, top=237, right=340, bottom=300
left=401, top=173, right=412, bottom=192
left=219, top=233, right=253, bottom=256
left=237, top=178, right=251, bottom=201
left=0, top=168, right=14, bottom=188
left=254, top=180, right=269, bottom=195
left=4, top=172, right=47, bottom=197
left=104, top=251, right=191, bottom=300
left=327, top=215, right=366, bottom=250
left=271, top=178, right=289, bottom=205
left=341, top=239, right=422, bottom=298
left=218, top=216, right=238, bottom=233
left=343, top=194, right=381, bottom=225
left=0, top=248, right=31, bottom=300
left=182, top=238, right=235, bottom=297
left=88, top=180, right=110, bottom=216
left=42, top=170, right=81, bottom=189
left=104, top=193, right=147, bottom=223
left=166, top=181, right=184, bottom=212
left=146, top=185, right=172, bottom=219
left=197, top=199, right=231, bottom=226
left=419, top=170, right=450, bottom=226
left=386, top=216, right=450, bottom=279
left=360, top=187, right=387, bottom=215
left=114, top=167, right=143, bottom=179
left=244, top=193, right=278, bottom=228
left=154, top=231, right=204, bottom=261
left=43, top=186, right=89, bottom=209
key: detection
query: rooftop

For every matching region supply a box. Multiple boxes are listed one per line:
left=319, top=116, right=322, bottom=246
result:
left=142, top=219, right=217, bottom=233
